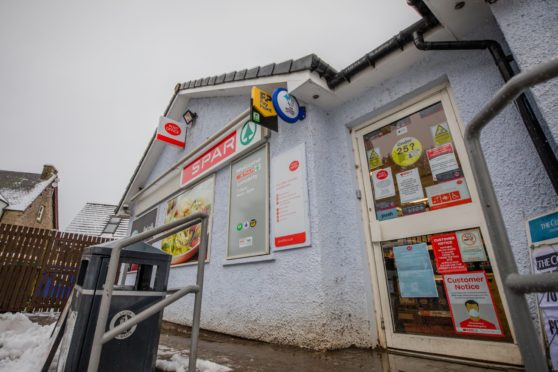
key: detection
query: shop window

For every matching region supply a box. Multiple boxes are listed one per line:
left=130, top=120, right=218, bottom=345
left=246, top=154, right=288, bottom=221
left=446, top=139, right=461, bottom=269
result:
left=364, top=102, right=471, bottom=220
left=103, top=216, right=122, bottom=234
left=382, top=228, right=513, bottom=342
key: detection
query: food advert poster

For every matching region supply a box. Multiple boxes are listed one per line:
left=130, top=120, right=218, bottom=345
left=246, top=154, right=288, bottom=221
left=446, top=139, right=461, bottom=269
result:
left=371, top=167, right=396, bottom=200
left=393, top=243, right=438, bottom=298
left=431, top=232, right=468, bottom=274
left=162, top=177, right=214, bottom=266
left=425, top=177, right=471, bottom=210
left=426, top=143, right=459, bottom=182
left=530, top=244, right=558, bottom=370
left=228, top=146, right=268, bottom=259
left=443, top=271, right=503, bottom=336
left=271, top=143, right=311, bottom=250
left=396, top=168, right=424, bottom=204
left=128, top=208, right=159, bottom=272
left=456, top=229, right=487, bottom=262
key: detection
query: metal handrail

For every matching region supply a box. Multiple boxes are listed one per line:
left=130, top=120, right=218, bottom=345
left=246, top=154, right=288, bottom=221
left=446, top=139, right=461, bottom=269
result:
left=464, top=56, right=558, bottom=371
left=87, top=212, right=209, bottom=372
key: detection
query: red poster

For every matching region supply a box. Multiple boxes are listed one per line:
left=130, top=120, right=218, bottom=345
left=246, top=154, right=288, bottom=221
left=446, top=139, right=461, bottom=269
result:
left=431, top=232, right=468, bottom=274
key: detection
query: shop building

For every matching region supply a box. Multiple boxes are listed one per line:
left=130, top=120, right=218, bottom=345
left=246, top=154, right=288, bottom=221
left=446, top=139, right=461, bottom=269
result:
left=117, top=0, right=558, bottom=367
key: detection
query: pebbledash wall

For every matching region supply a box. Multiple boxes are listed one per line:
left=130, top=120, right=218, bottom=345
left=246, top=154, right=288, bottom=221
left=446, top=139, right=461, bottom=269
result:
left=126, top=10, right=558, bottom=349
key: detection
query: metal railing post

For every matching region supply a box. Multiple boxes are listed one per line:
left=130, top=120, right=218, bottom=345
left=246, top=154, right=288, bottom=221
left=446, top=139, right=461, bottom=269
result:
left=188, top=217, right=208, bottom=372
left=464, top=56, right=558, bottom=371
left=87, top=213, right=208, bottom=372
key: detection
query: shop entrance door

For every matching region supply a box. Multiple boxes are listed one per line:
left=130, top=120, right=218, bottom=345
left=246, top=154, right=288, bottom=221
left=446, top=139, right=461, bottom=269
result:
left=353, top=89, right=522, bottom=365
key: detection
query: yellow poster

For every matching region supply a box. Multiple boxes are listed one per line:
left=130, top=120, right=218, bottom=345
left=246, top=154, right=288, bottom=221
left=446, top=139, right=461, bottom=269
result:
left=391, top=137, right=423, bottom=167
left=367, top=147, right=382, bottom=170
left=431, top=122, right=452, bottom=146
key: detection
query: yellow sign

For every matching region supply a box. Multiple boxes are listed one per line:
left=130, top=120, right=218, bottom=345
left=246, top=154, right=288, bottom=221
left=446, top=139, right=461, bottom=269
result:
left=251, top=87, right=278, bottom=132
left=391, top=137, right=423, bottom=167
left=368, top=148, right=382, bottom=170
left=431, top=122, right=452, bottom=146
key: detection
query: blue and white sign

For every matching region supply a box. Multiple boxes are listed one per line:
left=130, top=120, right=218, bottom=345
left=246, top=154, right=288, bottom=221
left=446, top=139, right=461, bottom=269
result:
left=393, top=243, right=438, bottom=298
left=271, top=88, right=306, bottom=124
left=527, top=209, right=558, bottom=247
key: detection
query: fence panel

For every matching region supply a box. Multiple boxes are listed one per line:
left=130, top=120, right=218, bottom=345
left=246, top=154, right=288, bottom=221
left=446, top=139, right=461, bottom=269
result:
left=0, top=224, right=113, bottom=312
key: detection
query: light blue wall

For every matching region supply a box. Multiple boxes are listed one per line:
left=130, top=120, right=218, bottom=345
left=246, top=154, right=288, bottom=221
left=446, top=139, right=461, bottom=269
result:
left=129, top=13, right=558, bottom=349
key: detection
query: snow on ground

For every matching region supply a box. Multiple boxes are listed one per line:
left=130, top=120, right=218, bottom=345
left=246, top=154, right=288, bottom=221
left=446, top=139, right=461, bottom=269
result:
left=157, top=345, right=232, bottom=372
left=0, top=313, right=55, bottom=372
left=0, top=313, right=231, bottom=372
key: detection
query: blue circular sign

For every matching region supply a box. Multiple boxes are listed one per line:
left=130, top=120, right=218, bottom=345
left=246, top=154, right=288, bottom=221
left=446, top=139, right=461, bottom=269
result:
left=272, top=88, right=304, bottom=124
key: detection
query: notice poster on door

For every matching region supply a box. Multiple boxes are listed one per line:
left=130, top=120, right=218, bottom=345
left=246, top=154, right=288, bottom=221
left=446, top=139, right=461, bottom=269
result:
left=530, top=244, right=558, bottom=370
left=396, top=168, right=424, bottom=204
left=443, top=271, right=503, bottom=336
left=426, top=143, right=459, bottom=182
left=425, top=178, right=471, bottom=210
left=272, top=143, right=311, bottom=250
left=456, top=229, right=487, bottom=262
left=431, top=232, right=468, bottom=274
left=371, top=167, right=396, bottom=200
left=393, top=243, right=438, bottom=298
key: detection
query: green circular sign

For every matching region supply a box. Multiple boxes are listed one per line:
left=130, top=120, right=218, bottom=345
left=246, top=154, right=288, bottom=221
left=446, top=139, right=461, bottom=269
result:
left=236, top=223, right=243, bottom=231
left=240, top=121, right=257, bottom=145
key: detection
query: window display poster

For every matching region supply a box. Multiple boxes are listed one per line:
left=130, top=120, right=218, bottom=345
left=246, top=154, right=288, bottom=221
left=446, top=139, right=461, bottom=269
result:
left=430, top=122, right=452, bottom=146
left=367, top=147, right=382, bottom=170
left=228, top=146, right=268, bottom=259
left=443, top=271, right=504, bottom=336
left=396, top=168, right=424, bottom=204
left=130, top=208, right=158, bottom=236
left=393, top=243, right=438, bottom=298
left=161, top=177, right=214, bottom=266
left=530, top=244, right=558, bottom=370
left=431, top=232, right=468, bottom=274
left=272, top=143, right=311, bottom=249
left=456, top=229, right=487, bottom=262
left=425, top=177, right=471, bottom=210
left=371, top=167, right=396, bottom=200
left=426, top=143, right=459, bottom=182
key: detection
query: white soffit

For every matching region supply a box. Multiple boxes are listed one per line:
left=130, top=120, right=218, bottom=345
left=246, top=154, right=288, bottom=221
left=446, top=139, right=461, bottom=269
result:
left=424, top=0, right=494, bottom=39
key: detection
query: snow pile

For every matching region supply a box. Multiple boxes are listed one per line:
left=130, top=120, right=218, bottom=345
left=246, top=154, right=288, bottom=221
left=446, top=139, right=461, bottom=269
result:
left=0, top=313, right=54, bottom=372
left=157, top=345, right=231, bottom=372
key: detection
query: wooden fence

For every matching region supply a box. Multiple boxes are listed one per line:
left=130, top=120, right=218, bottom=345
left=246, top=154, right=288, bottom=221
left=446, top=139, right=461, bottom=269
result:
left=0, top=224, right=112, bottom=312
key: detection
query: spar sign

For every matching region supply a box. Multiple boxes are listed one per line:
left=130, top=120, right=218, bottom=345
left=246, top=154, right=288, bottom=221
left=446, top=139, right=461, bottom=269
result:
left=157, top=116, right=187, bottom=148
left=181, top=120, right=261, bottom=186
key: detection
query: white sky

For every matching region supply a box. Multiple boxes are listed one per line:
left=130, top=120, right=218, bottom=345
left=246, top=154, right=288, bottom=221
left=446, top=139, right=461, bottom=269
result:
left=0, top=0, right=419, bottom=228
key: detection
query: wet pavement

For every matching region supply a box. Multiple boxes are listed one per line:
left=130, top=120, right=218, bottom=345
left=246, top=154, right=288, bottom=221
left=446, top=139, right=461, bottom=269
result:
left=158, top=322, right=519, bottom=372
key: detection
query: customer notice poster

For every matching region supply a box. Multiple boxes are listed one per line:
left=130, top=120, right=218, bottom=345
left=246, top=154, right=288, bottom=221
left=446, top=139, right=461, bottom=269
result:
left=443, top=271, right=503, bottom=337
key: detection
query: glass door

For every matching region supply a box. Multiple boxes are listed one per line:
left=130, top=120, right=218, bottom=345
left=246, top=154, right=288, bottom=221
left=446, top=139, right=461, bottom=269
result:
left=354, top=89, right=522, bottom=365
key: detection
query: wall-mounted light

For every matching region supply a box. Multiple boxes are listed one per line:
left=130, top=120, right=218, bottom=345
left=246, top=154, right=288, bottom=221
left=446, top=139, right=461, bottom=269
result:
left=182, top=109, right=198, bottom=127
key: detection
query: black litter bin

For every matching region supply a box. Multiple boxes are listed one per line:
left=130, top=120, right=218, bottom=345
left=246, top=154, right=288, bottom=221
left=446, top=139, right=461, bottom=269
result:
left=57, top=241, right=171, bottom=372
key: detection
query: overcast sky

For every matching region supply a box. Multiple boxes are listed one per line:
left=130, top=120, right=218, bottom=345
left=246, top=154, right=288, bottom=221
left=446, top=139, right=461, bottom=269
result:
left=0, top=0, right=419, bottom=228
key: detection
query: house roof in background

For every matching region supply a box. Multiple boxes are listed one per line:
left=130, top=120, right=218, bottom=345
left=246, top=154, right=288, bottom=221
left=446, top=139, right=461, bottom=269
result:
left=65, top=203, right=129, bottom=238
left=0, top=170, right=56, bottom=212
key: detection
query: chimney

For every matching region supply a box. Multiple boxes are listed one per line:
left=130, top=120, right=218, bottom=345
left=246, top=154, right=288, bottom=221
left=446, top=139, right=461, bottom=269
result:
left=41, top=164, right=58, bottom=180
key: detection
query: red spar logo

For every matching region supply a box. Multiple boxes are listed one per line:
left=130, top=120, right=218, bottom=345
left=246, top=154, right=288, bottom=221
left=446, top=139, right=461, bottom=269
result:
left=165, top=123, right=181, bottom=136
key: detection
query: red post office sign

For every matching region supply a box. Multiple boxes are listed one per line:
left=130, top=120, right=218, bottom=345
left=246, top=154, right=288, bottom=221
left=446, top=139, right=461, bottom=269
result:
left=156, top=116, right=187, bottom=148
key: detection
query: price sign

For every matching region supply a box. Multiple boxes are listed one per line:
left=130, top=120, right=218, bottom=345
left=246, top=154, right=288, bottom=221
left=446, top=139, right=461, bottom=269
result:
left=391, top=137, right=423, bottom=167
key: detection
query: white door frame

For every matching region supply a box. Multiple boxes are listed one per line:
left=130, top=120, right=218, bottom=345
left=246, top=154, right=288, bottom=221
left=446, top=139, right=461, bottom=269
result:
left=351, top=84, right=522, bottom=365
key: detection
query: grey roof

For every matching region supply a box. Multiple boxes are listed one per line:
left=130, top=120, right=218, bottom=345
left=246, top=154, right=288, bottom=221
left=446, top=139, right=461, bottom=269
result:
left=178, top=54, right=338, bottom=91
left=0, top=170, right=56, bottom=211
left=65, top=203, right=129, bottom=239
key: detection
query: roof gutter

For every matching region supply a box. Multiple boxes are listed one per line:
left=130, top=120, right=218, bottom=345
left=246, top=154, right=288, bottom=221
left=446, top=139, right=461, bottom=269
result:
left=327, top=11, right=438, bottom=89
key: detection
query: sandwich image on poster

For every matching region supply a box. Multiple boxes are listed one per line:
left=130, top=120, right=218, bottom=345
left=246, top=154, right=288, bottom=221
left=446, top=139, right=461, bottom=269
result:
left=443, top=271, right=504, bottom=336
left=393, top=243, right=438, bottom=298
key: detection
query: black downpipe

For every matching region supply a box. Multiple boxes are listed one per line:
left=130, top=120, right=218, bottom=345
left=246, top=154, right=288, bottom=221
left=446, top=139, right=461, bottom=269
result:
left=413, top=30, right=558, bottom=194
